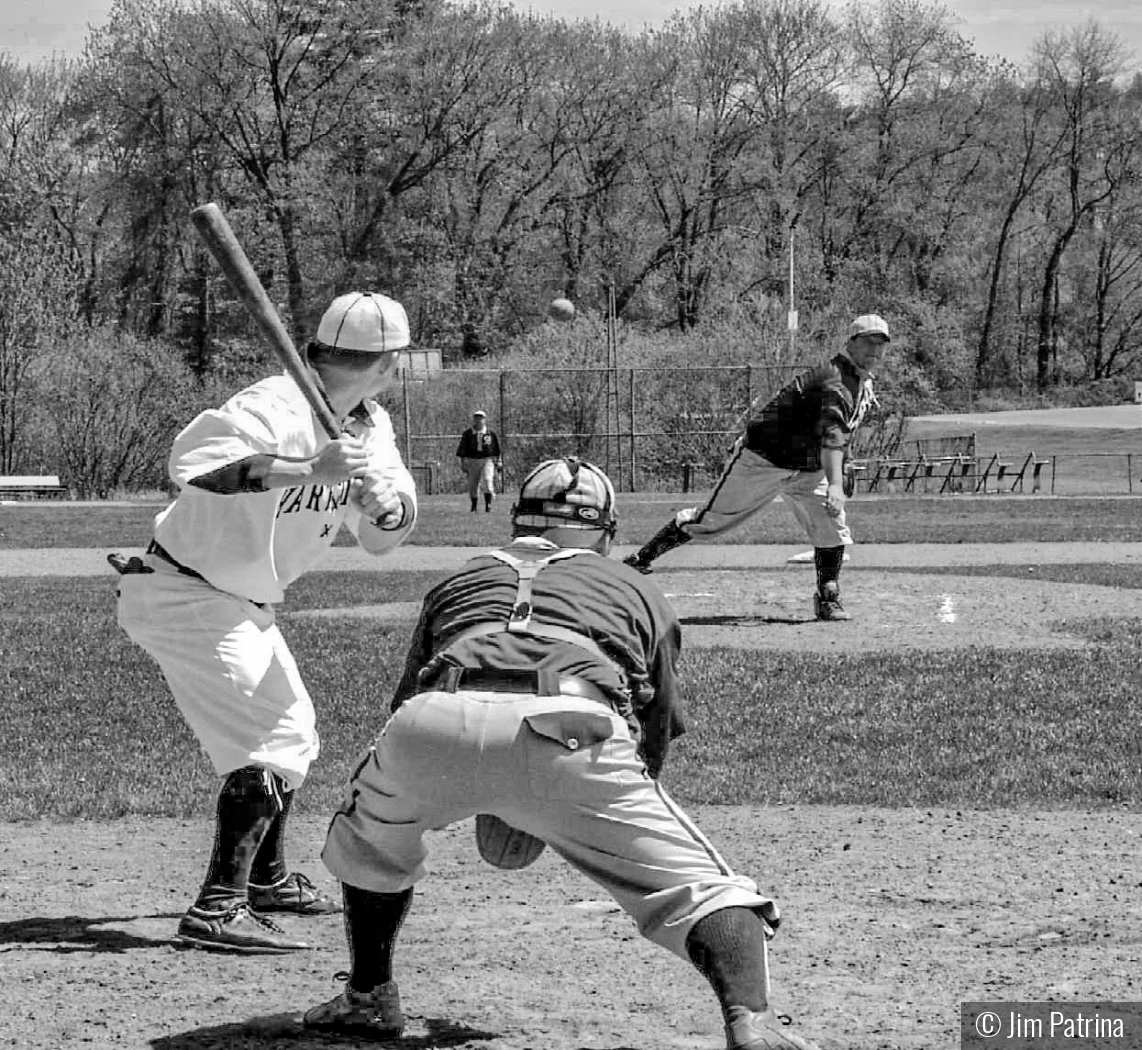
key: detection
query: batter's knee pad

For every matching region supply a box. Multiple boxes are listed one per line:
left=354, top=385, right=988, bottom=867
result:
left=220, top=765, right=287, bottom=820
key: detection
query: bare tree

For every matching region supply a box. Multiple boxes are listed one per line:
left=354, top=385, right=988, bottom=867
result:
left=1029, top=21, right=1138, bottom=388
left=106, top=0, right=397, bottom=342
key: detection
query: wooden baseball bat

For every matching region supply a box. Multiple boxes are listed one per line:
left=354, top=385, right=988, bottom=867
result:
left=190, top=201, right=402, bottom=528
left=190, top=202, right=340, bottom=440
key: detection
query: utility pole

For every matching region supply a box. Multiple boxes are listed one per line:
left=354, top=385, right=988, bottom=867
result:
left=787, top=221, right=798, bottom=359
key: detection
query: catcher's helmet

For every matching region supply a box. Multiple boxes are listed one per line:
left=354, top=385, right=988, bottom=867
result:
left=316, top=292, right=410, bottom=353
left=512, top=457, right=616, bottom=535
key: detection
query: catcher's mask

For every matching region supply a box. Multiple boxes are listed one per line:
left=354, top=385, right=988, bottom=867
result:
left=511, top=457, right=617, bottom=536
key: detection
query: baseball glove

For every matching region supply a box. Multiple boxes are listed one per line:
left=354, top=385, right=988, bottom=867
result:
left=475, top=813, right=546, bottom=870
left=107, top=553, right=153, bottom=575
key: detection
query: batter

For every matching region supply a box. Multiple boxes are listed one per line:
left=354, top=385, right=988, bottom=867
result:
left=114, top=291, right=418, bottom=953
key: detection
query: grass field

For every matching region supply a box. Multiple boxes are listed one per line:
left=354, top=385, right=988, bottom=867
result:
left=2, top=494, right=1141, bottom=822
left=3, top=491, right=1142, bottom=548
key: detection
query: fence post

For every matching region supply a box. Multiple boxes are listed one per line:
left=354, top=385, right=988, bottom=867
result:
left=1128, top=453, right=1133, bottom=495
left=401, top=369, right=412, bottom=464
left=628, top=367, right=637, bottom=492
left=499, top=370, right=507, bottom=486
left=1050, top=455, right=1056, bottom=495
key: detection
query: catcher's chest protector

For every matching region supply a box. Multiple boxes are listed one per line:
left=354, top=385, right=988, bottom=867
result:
left=446, top=547, right=617, bottom=669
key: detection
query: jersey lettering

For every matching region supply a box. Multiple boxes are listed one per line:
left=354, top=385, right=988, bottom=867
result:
left=276, top=480, right=351, bottom=518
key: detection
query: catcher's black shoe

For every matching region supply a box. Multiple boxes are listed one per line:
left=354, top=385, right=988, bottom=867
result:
left=248, top=871, right=342, bottom=915
left=725, top=1007, right=823, bottom=1050
left=303, top=975, right=404, bottom=1039
left=175, top=902, right=311, bottom=953
left=813, top=581, right=851, bottom=621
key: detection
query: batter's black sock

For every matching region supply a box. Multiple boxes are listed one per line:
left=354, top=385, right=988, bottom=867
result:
left=470, top=496, right=478, bottom=512
left=196, top=766, right=280, bottom=910
left=814, top=545, right=845, bottom=594
left=630, top=519, right=692, bottom=568
left=249, top=777, right=292, bottom=887
left=342, top=884, right=414, bottom=992
left=686, top=907, right=771, bottom=1015
left=484, top=492, right=492, bottom=511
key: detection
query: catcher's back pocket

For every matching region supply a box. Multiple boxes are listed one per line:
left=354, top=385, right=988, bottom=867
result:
left=523, top=710, right=614, bottom=751
left=521, top=709, right=618, bottom=802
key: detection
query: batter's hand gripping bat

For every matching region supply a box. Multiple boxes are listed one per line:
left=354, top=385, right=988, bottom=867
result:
left=190, top=202, right=401, bottom=527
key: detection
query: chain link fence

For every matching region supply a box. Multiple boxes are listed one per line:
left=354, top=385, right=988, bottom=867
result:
left=388, top=364, right=800, bottom=493
left=385, top=364, right=1141, bottom=496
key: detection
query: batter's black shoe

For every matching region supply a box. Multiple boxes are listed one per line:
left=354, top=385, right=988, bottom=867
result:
left=813, top=581, right=851, bottom=621
left=725, top=1007, right=823, bottom=1050
left=175, top=902, right=311, bottom=953
left=249, top=872, right=342, bottom=915
left=304, top=975, right=404, bottom=1039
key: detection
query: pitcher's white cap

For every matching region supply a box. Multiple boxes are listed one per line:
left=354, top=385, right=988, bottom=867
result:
left=317, top=292, right=410, bottom=352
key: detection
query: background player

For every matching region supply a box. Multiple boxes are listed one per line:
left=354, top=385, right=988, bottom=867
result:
left=115, top=292, right=418, bottom=953
left=624, top=314, right=890, bottom=621
left=304, top=457, right=823, bottom=1050
left=455, top=408, right=503, bottom=512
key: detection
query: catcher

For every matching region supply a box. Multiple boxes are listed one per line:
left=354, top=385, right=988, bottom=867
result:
left=304, top=457, right=823, bottom=1050
left=624, top=313, right=890, bottom=621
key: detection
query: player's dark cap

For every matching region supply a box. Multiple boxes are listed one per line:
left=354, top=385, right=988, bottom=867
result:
left=512, top=457, right=616, bottom=535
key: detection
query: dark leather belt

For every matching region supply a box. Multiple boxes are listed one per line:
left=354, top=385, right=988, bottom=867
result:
left=431, top=667, right=612, bottom=707
left=146, top=539, right=207, bottom=583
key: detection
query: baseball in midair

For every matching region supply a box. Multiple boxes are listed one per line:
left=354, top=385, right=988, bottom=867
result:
left=548, top=297, right=575, bottom=323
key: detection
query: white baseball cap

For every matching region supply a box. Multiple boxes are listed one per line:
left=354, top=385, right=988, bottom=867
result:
left=849, top=314, right=890, bottom=342
left=473, top=409, right=487, bottom=417
left=316, top=292, right=410, bottom=352
left=512, top=457, right=616, bottom=533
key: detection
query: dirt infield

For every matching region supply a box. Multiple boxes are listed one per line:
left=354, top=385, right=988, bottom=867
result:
left=293, top=562, right=1139, bottom=652
left=4, top=542, right=1141, bottom=1049
left=2, top=808, right=1139, bottom=1050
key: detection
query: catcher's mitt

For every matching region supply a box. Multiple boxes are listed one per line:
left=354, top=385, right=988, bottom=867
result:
left=475, top=813, right=546, bottom=870
left=107, top=553, right=153, bottom=575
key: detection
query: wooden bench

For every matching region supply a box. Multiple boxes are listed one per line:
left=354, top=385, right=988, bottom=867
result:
left=939, top=454, right=975, bottom=494
left=867, top=459, right=913, bottom=493
left=0, top=474, right=67, bottom=499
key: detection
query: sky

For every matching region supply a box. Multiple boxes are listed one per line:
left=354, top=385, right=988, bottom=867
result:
left=2, top=0, right=1142, bottom=67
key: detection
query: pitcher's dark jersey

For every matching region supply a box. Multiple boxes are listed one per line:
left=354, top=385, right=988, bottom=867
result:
left=745, top=352, right=875, bottom=471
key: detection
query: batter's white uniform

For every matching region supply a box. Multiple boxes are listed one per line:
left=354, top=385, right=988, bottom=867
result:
left=117, top=373, right=417, bottom=790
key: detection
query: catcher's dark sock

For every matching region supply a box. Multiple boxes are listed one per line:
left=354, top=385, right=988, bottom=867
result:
left=195, top=766, right=280, bottom=909
left=342, top=884, right=413, bottom=992
left=633, top=519, right=691, bottom=567
left=814, top=545, right=845, bottom=593
left=484, top=493, right=492, bottom=511
left=250, top=777, right=292, bottom=886
left=686, top=907, right=770, bottom=1014
left=470, top=497, right=478, bottom=512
